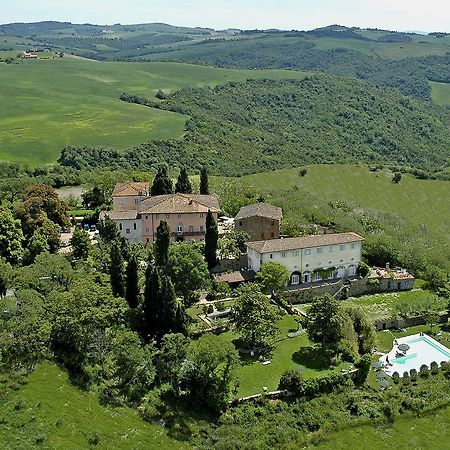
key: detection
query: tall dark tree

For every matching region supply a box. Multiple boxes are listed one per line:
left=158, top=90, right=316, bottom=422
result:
left=125, top=253, right=139, bottom=308
left=110, top=239, right=125, bottom=298
left=155, top=221, right=171, bottom=267
left=151, top=165, right=173, bottom=196
left=143, top=265, right=162, bottom=342
left=81, top=186, right=106, bottom=209
left=199, top=166, right=209, bottom=195
left=204, top=210, right=218, bottom=270
left=160, top=275, right=188, bottom=336
left=175, top=167, right=193, bottom=194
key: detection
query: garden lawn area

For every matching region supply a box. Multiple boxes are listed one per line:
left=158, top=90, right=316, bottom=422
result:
left=227, top=315, right=352, bottom=397
left=0, top=361, right=184, bottom=450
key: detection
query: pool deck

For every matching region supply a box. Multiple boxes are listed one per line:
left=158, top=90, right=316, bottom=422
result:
left=379, top=333, right=450, bottom=377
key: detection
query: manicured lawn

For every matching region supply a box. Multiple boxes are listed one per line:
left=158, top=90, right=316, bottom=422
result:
left=0, top=58, right=308, bottom=165
left=0, top=362, right=184, bottom=449
left=227, top=315, right=351, bottom=397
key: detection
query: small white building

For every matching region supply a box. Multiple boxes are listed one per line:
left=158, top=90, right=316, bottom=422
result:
left=246, top=232, right=364, bottom=286
left=99, top=210, right=142, bottom=244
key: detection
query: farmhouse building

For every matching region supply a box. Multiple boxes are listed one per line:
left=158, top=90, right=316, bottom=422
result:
left=235, top=203, right=282, bottom=241
left=246, top=232, right=364, bottom=285
left=112, top=182, right=149, bottom=212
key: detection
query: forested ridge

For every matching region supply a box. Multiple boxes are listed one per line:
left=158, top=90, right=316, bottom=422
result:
left=60, top=75, right=450, bottom=176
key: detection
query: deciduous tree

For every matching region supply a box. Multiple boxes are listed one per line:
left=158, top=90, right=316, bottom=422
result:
left=70, top=228, right=92, bottom=260
left=256, top=261, right=290, bottom=294
left=233, top=283, right=279, bottom=351
left=0, top=206, right=24, bottom=264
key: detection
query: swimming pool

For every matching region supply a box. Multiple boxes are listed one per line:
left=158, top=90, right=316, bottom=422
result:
left=380, top=334, right=450, bottom=376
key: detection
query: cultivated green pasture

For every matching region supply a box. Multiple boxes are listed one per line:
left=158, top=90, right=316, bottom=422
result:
left=430, top=81, right=450, bottom=106
left=231, top=165, right=450, bottom=247
left=0, top=362, right=183, bottom=449
left=0, top=58, right=308, bottom=165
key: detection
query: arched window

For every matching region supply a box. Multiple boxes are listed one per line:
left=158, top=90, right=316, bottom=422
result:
left=302, top=271, right=311, bottom=283
left=348, top=265, right=356, bottom=276
left=337, top=266, right=345, bottom=278
left=291, top=271, right=301, bottom=285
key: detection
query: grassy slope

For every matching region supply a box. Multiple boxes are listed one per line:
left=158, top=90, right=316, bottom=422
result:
left=0, top=361, right=184, bottom=449
left=0, top=57, right=307, bottom=165
left=234, top=165, right=450, bottom=246
left=316, top=406, right=450, bottom=449
left=430, top=81, right=450, bottom=106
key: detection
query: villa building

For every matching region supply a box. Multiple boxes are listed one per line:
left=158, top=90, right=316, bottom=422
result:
left=112, top=182, right=149, bottom=212
left=235, top=203, right=282, bottom=241
left=246, top=232, right=364, bottom=286
left=102, top=186, right=220, bottom=244
left=139, top=193, right=220, bottom=243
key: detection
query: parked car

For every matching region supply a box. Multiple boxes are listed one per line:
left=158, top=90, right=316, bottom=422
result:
left=90, top=224, right=97, bottom=232
left=83, top=224, right=90, bottom=231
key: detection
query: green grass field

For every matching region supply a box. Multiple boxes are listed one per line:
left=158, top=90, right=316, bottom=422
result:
left=0, top=57, right=308, bottom=165
left=430, top=81, right=450, bottom=106
left=0, top=362, right=184, bottom=449
left=227, top=165, right=450, bottom=248
left=315, top=405, right=450, bottom=449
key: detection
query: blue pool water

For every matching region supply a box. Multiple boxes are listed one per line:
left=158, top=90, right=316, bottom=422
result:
left=407, top=336, right=450, bottom=358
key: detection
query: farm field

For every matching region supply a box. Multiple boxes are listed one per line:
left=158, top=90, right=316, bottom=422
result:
left=430, top=81, right=450, bottom=106
left=0, top=362, right=184, bottom=450
left=0, top=57, right=308, bottom=165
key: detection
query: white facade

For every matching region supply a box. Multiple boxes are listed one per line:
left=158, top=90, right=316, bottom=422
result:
left=117, top=218, right=142, bottom=244
left=247, top=234, right=363, bottom=285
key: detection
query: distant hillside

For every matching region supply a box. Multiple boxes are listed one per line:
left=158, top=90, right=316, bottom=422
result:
left=61, top=75, right=450, bottom=175
left=1, top=21, right=449, bottom=100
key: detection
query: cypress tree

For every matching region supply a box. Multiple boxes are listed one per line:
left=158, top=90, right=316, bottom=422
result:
left=160, top=275, right=188, bottom=336
left=151, top=165, right=173, bottom=196
left=110, top=239, right=125, bottom=297
left=155, top=221, right=171, bottom=267
left=143, top=264, right=162, bottom=342
left=204, top=209, right=218, bottom=270
left=175, top=167, right=193, bottom=194
left=125, top=253, right=139, bottom=308
left=200, top=166, right=209, bottom=195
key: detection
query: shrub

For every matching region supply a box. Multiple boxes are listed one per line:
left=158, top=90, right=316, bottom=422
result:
left=278, top=369, right=304, bottom=394
left=216, top=301, right=226, bottom=312
left=88, top=431, right=100, bottom=446
left=402, top=371, right=410, bottom=385
left=392, top=172, right=402, bottom=183
left=207, top=304, right=214, bottom=314
left=358, top=261, right=371, bottom=278
left=419, top=364, right=429, bottom=378
left=430, top=361, right=439, bottom=375
left=410, top=368, right=417, bottom=382
left=392, top=371, right=400, bottom=384
left=298, top=168, right=308, bottom=177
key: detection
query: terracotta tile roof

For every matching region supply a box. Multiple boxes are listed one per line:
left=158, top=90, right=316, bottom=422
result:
left=139, top=193, right=220, bottom=214
left=235, top=203, right=282, bottom=220
left=246, top=232, right=364, bottom=253
left=99, top=210, right=140, bottom=220
left=112, top=182, right=149, bottom=197
left=214, top=270, right=256, bottom=283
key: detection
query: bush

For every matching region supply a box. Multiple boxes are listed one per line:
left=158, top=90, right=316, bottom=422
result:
left=430, top=361, right=439, bottom=375
left=88, top=431, right=100, bottom=446
left=358, top=261, right=371, bottom=278
left=298, top=168, right=308, bottom=177
left=278, top=369, right=304, bottom=394
left=410, top=368, right=418, bottom=382
left=207, top=304, right=214, bottom=314
left=392, top=371, right=400, bottom=384
left=216, top=301, right=226, bottom=312
left=402, top=371, right=410, bottom=385
left=392, top=172, right=402, bottom=183
left=419, top=364, right=429, bottom=378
